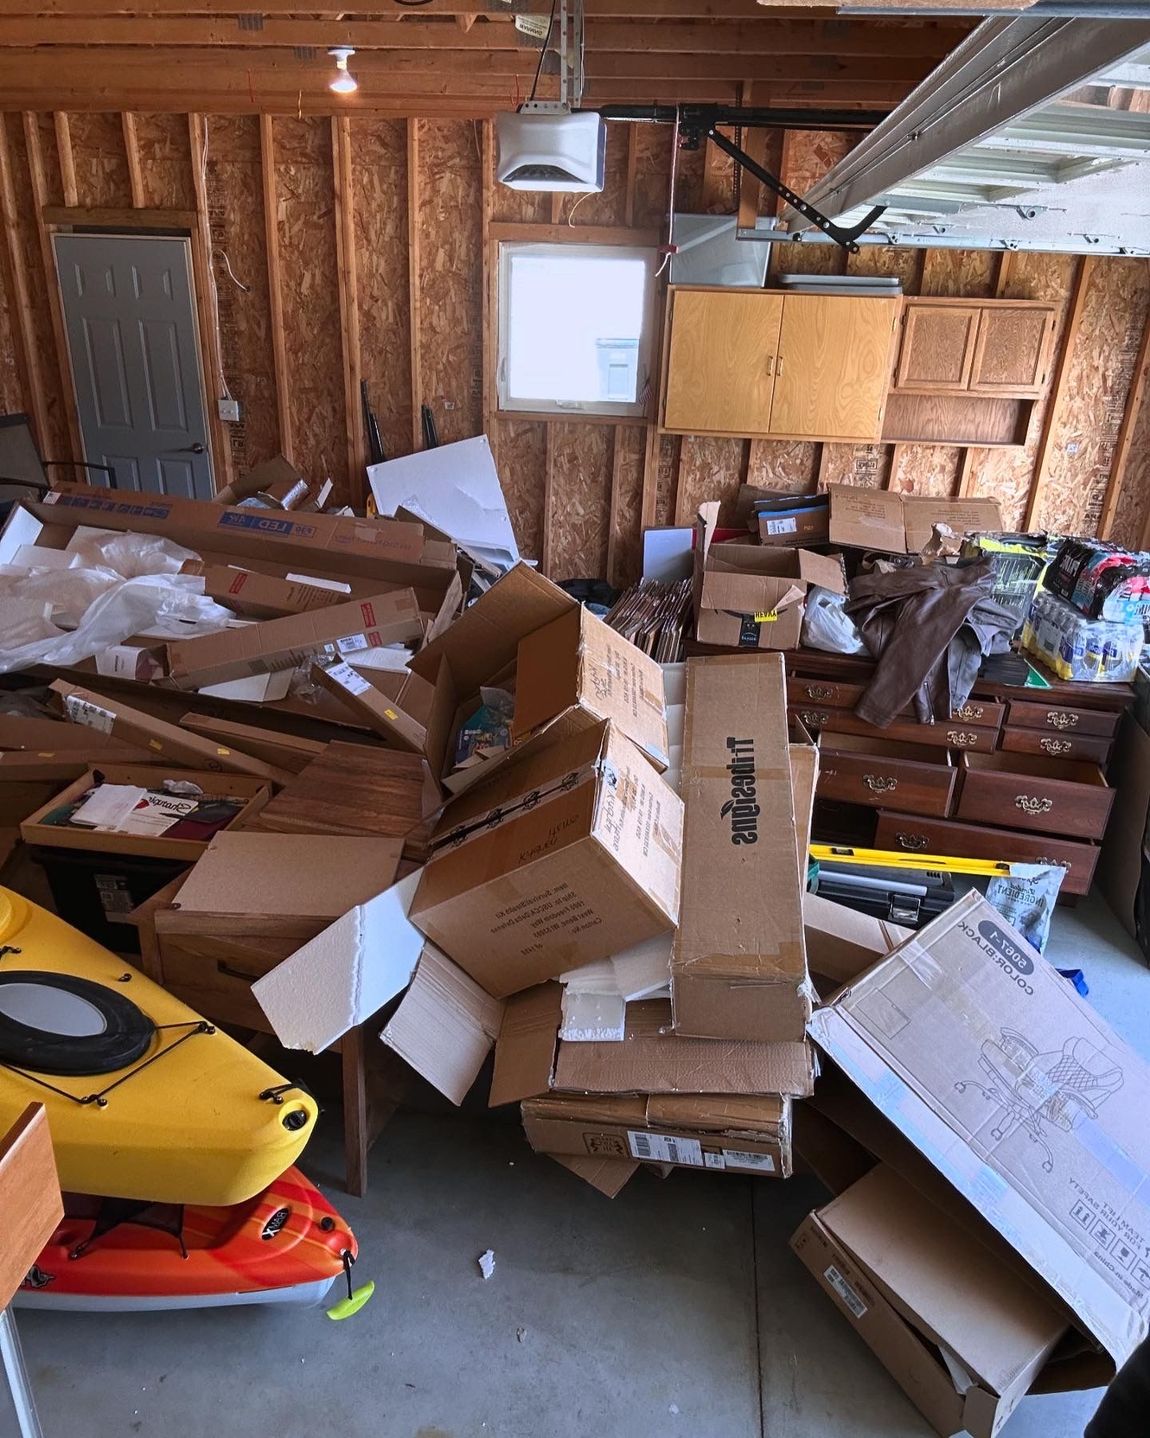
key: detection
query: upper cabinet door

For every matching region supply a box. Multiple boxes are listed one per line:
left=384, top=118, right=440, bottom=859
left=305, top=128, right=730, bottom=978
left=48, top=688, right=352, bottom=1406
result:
left=662, top=288, right=783, bottom=434
left=969, top=306, right=1055, bottom=397
left=894, top=303, right=981, bottom=391
left=770, top=294, right=900, bottom=442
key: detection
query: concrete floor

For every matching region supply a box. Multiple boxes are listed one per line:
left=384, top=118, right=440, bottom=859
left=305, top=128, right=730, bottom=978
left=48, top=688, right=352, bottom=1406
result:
left=10, top=894, right=1148, bottom=1438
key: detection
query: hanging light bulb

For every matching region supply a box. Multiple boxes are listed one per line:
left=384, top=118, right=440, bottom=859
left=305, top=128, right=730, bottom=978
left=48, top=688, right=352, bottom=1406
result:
left=329, top=48, right=358, bottom=95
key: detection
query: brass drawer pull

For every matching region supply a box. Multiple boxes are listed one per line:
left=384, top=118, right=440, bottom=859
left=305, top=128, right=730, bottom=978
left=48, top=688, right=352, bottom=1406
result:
left=1036, top=856, right=1071, bottom=870
left=217, top=960, right=259, bottom=985
left=1040, top=737, right=1071, bottom=756
left=947, top=730, right=978, bottom=747
left=1046, top=711, right=1078, bottom=730
left=895, top=833, right=928, bottom=850
left=863, top=774, right=898, bottom=794
left=954, top=704, right=984, bottom=721
left=805, top=684, right=835, bottom=701
left=1015, top=794, right=1054, bottom=816
left=799, top=710, right=830, bottom=727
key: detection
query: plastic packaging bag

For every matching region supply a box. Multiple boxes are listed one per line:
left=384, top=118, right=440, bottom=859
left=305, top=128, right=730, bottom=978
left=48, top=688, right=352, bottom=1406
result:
left=64, top=529, right=196, bottom=578
left=986, top=863, right=1066, bottom=953
left=800, top=585, right=868, bottom=655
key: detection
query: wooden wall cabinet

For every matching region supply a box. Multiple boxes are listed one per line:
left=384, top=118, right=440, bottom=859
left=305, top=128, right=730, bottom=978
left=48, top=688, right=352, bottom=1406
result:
left=661, top=285, right=901, bottom=443
left=884, top=296, right=1057, bottom=448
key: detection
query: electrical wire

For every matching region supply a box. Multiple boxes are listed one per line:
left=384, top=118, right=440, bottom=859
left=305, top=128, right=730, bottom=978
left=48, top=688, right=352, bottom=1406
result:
left=566, top=190, right=592, bottom=226
left=213, top=248, right=250, bottom=293
left=528, top=0, right=559, bottom=103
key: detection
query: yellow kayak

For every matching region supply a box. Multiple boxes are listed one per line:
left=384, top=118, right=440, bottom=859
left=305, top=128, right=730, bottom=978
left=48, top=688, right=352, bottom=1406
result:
left=0, top=888, right=317, bottom=1206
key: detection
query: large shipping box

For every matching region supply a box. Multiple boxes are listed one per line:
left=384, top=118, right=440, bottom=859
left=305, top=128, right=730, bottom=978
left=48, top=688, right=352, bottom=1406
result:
left=825, top=485, right=1003, bottom=555
left=810, top=889, right=1150, bottom=1367
left=410, top=721, right=683, bottom=997
left=672, top=654, right=810, bottom=1042
left=791, top=1164, right=1067, bottom=1438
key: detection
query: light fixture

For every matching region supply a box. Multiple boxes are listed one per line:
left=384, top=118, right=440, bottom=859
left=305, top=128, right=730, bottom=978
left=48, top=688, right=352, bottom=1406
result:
left=328, top=47, right=358, bottom=95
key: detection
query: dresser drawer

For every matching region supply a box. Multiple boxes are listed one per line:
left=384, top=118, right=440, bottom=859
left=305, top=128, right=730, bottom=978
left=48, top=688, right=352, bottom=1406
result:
left=157, top=934, right=292, bottom=1032
left=873, top=811, right=1099, bottom=896
left=948, top=698, right=1005, bottom=728
left=791, top=706, right=999, bottom=753
left=817, top=733, right=955, bottom=817
left=788, top=678, right=866, bottom=710
left=1007, top=700, right=1120, bottom=738
left=955, top=752, right=1114, bottom=839
left=1000, top=726, right=1112, bottom=766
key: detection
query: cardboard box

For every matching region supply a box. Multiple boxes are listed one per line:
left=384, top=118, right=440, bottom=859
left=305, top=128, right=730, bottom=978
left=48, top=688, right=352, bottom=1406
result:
left=489, top=984, right=815, bottom=1105
left=410, top=720, right=683, bottom=997
left=182, top=562, right=352, bottom=619
left=49, top=681, right=290, bottom=783
left=755, top=493, right=830, bottom=547
left=802, top=891, right=911, bottom=988
left=409, top=563, right=670, bottom=792
left=694, top=502, right=844, bottom=651
left=0, top=714, right=150, bottom=762
left=20, top=764, right=270, bottom=863
left=176, top=715, right=326, bottom=775
left=522, top=1092, right=791, bottom=1178
left=809, top=889, right=1150, bottom=1367
left=671, top=654, right=810, bottom=1042
left=549, top=1151, right=638, bottom=1198
left=825, top=485, right=1003, bottom=555
left=789, top=715, right=818, bottom=873
left=32, top=484, right=458, bottom=589
left=163, top=590, right=425, bottom=691
left=791, top=1164, right=1067, bottom=1438
left=311, top=658, right=427, bottom=753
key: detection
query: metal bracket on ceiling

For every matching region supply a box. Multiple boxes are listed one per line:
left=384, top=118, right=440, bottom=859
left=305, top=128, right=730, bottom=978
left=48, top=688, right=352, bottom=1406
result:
left=695, top=120, right=886, bottom=255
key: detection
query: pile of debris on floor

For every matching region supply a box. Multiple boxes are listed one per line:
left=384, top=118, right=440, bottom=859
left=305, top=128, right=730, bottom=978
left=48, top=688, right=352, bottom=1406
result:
left=0, top=441, right=1147, bottom=1438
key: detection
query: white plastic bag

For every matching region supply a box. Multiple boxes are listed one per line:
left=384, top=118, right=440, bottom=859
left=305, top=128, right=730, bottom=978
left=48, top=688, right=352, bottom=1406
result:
left=801, top=585, right=867, bottom=656
left=64, top=529, right=196, bottom=578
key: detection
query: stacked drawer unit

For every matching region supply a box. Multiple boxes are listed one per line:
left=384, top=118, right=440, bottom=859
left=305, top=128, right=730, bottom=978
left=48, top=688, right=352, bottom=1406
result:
left=788, top=669, right=1124, bottom=898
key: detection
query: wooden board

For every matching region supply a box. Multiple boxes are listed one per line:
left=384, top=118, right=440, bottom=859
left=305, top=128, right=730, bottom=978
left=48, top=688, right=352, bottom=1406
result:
left=0, top=1104, right=62, bottom=1308
left=131, top=112, right=194, bottom=210
left=608, top=423, right=646, bottom=587
left=247, top=739, right=425, bottom=841
left=352, top=117, right=412, bottom=465
left=198, top=115, right=278, bottom=479
left=415, top=120, right=483, bottom=448
left=67, top=111, right=133, bottom=209
left=495, top=417, right=547, bottom=562
left=548, top=421, right=612, bottom=582
left=273, top=116, right=346, bottom=498
left=674, top=434, right=744, bottom=525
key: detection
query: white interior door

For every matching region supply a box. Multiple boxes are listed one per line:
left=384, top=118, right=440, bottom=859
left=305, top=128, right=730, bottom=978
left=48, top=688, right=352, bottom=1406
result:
left=53, top=232, right=214, bottom=499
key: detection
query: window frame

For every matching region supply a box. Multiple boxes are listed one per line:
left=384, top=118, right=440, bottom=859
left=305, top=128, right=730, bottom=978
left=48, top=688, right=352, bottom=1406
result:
left=495, top=240, right=658, bottom=420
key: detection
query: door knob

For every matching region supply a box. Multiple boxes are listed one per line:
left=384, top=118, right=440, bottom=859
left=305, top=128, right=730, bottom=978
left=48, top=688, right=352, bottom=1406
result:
left=168, top=442, right=205, bottom=455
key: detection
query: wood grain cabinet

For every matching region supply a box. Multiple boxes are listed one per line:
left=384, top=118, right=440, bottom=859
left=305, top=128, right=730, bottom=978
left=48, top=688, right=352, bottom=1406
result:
left=661, top=286, right=900, bottom=442
left=893, top=298, right=1055, bottom=399
left=816, top=733, right=956, bottom=817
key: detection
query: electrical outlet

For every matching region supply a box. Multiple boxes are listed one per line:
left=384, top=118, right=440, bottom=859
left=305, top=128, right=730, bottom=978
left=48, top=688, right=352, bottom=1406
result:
left=218, top=398, right=241, bottom=423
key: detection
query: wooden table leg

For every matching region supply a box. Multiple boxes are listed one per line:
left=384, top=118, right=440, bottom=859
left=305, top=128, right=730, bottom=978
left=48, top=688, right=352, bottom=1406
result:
left=341, top=1026, right=370, bottom=1199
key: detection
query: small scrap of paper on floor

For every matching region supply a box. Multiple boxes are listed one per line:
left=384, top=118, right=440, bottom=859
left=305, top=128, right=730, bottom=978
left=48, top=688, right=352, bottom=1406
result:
left=478, top=1249, right=496, bottom=1280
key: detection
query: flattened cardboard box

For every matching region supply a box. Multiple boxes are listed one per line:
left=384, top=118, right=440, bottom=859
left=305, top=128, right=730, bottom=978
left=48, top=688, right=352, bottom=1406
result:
left=672, top=654, right=811, bottom=1042
left=522, top=1091, right=791, bottom=1177
left=35, top=484, right=458, bottom=590
left=410, top=721, right=683, bottom=998
left=49, top=681, right=289, bottom=783
left=163, top=590, right=424, bottom=690
left=312, top=659, right=427, bottom=754
left=490, top=985, right=815, bottom=1105
left=182, top=562, right=352, bottom=620
left=825, top=485, right=1003, bottom=555
left=791, top=1163, right=1066, bottom=1438
left=693, top=502, right=844, bottom=652
left=809, top=889, right=1150, bottom=1367
left=409, top=563, right=669, bottom=793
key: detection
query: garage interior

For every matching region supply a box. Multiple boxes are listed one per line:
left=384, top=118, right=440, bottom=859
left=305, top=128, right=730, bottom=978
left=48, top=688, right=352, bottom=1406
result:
left=1, top=4, right=1150, bottom=1438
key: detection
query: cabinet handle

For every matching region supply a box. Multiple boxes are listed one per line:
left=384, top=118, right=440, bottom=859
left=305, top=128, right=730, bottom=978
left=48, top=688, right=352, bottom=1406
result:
left=217, top=960, right=259, bottom=985
left=1040, top=737, right=1071, bottom=756
left=1015, top=794, right=1054, bottom=816
left=947, top=730, right=978, bottom=747
left=805, top=684, right=834, bottom=701
left=765, top=354, right=774, bottom=377
left=776, top=354, right=784, bottom=376
left=895, top=833, right=928, bottom=850
left=954, top=704, right=984, bottom=721
left=1046, top=711, right=1078, bottom=730
left=799, top=710, right=829, bottom=727
left=863, top=774, right=898, bottom=794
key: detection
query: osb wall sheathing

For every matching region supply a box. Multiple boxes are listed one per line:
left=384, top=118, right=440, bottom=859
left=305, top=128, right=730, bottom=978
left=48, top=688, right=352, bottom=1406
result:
left=205, top=116, right=278, bottom=475
left=5, top=114, right=1150, bottom=585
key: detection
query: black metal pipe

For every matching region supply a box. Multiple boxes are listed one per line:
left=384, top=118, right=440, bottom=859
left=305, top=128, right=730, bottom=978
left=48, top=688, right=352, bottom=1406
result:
left=596, top=104, right=889, bottom=131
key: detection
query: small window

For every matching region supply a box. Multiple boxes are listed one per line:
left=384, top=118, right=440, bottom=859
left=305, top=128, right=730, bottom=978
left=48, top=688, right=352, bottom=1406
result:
left=497, top=243, right=656, bottom=417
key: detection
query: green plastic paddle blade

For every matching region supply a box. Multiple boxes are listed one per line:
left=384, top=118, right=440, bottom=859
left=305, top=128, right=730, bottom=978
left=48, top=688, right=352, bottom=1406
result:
left=327, top=1279, right=375, bottom=1321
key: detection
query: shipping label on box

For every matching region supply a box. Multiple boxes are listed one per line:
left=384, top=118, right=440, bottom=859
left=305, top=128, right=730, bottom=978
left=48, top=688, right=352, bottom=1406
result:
left=810, top=889, right=1150, bottom=1366
left=671, top=653, right=810, bottom=1043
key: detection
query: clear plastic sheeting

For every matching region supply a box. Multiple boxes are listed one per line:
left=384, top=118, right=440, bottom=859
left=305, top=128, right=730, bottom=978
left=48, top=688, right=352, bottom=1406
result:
left=0, top=530, right=233, bottom=675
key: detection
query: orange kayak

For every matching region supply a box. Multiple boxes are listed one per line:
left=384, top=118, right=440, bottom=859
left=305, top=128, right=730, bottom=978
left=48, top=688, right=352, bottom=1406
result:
left=17, top=1167, right=357, bottom=1311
